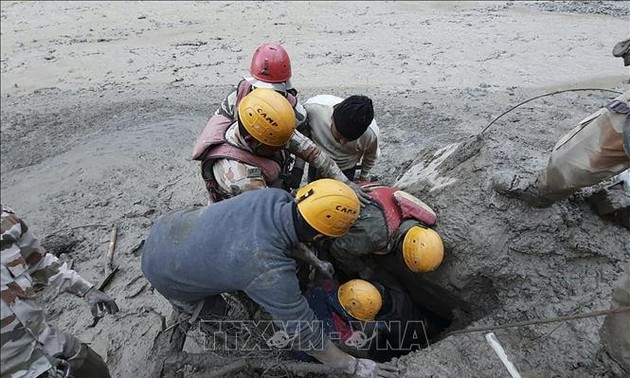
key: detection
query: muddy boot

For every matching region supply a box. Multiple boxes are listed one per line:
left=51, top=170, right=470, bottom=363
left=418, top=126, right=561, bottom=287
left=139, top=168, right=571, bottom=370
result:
left=491, top=172, right=556, bottom=208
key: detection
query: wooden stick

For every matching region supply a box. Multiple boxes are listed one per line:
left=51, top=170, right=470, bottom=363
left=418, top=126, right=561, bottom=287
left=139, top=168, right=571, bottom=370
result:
left=97, top=265, right=119, bottom=291
left=106, top=225, right=118, bottom=272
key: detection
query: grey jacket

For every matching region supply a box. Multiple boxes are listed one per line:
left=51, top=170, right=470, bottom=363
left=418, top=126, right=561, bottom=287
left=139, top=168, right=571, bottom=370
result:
left=141, top=189, right=324, bottom=351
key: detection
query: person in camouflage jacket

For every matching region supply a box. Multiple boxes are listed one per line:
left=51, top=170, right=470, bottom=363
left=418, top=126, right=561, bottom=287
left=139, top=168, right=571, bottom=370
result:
left=1, top=204, right=118, bottom=378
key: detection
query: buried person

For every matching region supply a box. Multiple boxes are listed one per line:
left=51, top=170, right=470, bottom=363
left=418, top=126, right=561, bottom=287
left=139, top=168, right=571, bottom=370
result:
left=140, top=180, right=397, bottom=377
left=304, top=278, right=439, bottom=362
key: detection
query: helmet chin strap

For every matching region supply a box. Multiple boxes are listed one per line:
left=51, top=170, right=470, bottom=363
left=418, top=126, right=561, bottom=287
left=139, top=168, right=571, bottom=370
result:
left=393, top=219, right=419, bottom=252
left=292, top=203, right=322, bottom=242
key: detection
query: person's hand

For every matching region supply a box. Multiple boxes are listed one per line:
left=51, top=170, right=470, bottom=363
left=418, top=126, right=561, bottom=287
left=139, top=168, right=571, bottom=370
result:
left=348, top=181, right=372, bottom=206
left=84, top=287, right=119, bottom=318
left=353, top=358, right=399, bottom=378
left=318, top=260, right=335, bottom=278
left=287, top=167, right=304, bottom=189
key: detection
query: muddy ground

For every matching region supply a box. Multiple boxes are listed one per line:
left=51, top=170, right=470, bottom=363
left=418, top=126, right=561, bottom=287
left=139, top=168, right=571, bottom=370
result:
left=1, top=1, right=629, bottom=377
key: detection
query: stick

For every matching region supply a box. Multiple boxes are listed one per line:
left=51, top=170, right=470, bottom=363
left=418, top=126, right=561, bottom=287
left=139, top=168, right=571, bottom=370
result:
left=106, top=225, right=118, bottom=272
left=97, top=265, right=119, bottom=291
left=485, top=333, right=522, bottom=378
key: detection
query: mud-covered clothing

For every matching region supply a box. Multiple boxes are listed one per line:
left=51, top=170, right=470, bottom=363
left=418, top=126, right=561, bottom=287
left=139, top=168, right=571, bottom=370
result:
left=537, top=90, right=630, bottom=200
left=303, top=95, right=380, bottom=182
left=193, top=118, right=354, bottom=202
left=600, top=264, right=630, bottom=376
left=140, top=189, right=325, bottom=351
left=1, top=205, right=93, bottom=378
left=215, top=79, right=307, bottom=127
left=324, top=203, right=389, bottom=278
left=305, top=275, right=433, bottom=362
left=366, top=270, right=435, bottom=362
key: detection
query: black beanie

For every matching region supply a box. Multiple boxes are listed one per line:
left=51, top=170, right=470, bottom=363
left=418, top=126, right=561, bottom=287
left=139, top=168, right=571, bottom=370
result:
left=332, top=95, right=374, bottom=141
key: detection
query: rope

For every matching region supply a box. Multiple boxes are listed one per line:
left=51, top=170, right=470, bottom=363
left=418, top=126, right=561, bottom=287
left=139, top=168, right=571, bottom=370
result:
left=446, top=306, right=630, bottom=337
left=479, top=88, right=623, bottom=135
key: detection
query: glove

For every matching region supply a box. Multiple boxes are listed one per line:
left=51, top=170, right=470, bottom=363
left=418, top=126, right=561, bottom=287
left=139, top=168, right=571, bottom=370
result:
left=84, top=287, right=119, bottom=318
left=287, top=167, right=304, bottom=189
left=348, top=181, right=372, bottom=206
left=353, top=358, right=399, bottom=378
left=318, top=260, right=335, bottom=278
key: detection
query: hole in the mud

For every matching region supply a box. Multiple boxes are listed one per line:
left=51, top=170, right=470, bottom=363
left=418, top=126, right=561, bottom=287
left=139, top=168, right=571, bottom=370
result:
left=41, top=230, right=83, bottom=257
left=367, top=293, right=455, bottom=362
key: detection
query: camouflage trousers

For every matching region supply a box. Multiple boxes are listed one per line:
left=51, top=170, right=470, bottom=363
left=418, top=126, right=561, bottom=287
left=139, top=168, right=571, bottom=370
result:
left=537, top=90, right=630, bottom=199
left=600, top=264, right=630, bottom=376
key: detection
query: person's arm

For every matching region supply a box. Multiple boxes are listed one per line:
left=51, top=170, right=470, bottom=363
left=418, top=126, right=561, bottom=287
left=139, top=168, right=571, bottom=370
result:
left=287, top=131, right=370, bottom=204
left=290, top=243, right=334, bottom=278
left=212, top=159, right=268, bottom=197
left=245, top=261, right=396, bottom=377
left=2, top=207, right=93, bottom=296
left=358, top=131, right=379, bottom=182
left=215, top=89, right=238, bottom=120
left=1, top=206, right=118, bottom=316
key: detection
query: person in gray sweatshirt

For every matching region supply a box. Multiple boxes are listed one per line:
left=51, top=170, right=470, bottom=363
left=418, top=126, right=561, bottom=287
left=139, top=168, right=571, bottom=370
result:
left=141, top=179, right=397, bottom=378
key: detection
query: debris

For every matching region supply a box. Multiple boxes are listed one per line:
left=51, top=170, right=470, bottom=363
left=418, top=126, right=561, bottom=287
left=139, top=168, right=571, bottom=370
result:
left=106, top=225, right=117, bottom=272
left=125, top=282, right=147, bottom=299
left=97, top=265, right=119, bottom=292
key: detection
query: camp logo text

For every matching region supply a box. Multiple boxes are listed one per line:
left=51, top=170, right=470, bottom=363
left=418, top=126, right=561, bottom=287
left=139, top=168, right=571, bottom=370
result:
left=335, top=205, right=358, bottom=215
left=256, top=107, right=279, bottom=127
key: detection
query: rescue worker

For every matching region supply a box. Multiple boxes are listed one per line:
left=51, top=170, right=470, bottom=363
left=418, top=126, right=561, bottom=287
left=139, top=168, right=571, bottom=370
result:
left=140, top=180, right=397, bottom=378
left=210, top=42, right=307, bottom=191
left=214, top=42, right=307, bottom=127
left=1, top=204, right=119, bottom=378
left=296, top=94, right=379, bottom=183
left=493, top=40, right=630, bottom=207
left=192, top=88, right=371, bottom=204
left=305, top=277, right=437, bottom=362
left=317, top=183, right=444, bottom=280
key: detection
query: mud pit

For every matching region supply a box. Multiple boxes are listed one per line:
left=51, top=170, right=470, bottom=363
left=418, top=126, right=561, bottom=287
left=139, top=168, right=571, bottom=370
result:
left=1, top=1, right=629, bottom=377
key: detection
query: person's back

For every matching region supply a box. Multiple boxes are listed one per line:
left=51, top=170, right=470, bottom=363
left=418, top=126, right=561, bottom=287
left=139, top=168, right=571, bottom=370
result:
left=141, top=188, right=299, bottom=303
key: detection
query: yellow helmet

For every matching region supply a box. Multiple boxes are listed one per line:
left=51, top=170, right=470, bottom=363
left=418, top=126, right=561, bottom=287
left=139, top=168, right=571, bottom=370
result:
left=337, top=279, right=383, bottom=321
left=237, top=88, right=296, bottom=147
left=402, top=226, right=444, bottom=273
left=295, top=179, right=360, bottom=237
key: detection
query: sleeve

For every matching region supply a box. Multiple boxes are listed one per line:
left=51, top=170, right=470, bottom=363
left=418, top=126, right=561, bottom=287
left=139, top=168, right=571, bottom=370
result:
left=328, top=229, right=373, bottom=277
left=359, top=130, right=379, bottom=179
left=1, top=207, right=93, bottom=296
left=245, top=261, right=327, bottom=351
left=212, top=159, right=268, bottom=197
left=215, top=89, right=238, bottom=120
left=286, top=131, right=350, bottom=184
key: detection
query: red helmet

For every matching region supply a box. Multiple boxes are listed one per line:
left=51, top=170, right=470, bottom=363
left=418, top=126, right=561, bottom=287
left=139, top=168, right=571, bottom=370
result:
left=248, top=43, right=292, bottom=90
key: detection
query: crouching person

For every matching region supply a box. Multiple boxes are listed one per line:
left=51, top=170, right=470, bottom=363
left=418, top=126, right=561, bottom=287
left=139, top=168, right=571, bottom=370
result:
left=1, top=205, right=118, bottom=378
left=140, top=180, right=397, bottom=377
left=318, top=183, right=444, bottom=280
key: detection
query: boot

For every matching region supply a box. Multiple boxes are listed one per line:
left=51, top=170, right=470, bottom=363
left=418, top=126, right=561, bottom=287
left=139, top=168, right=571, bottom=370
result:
left=491, top=171, right=557, bottom=208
